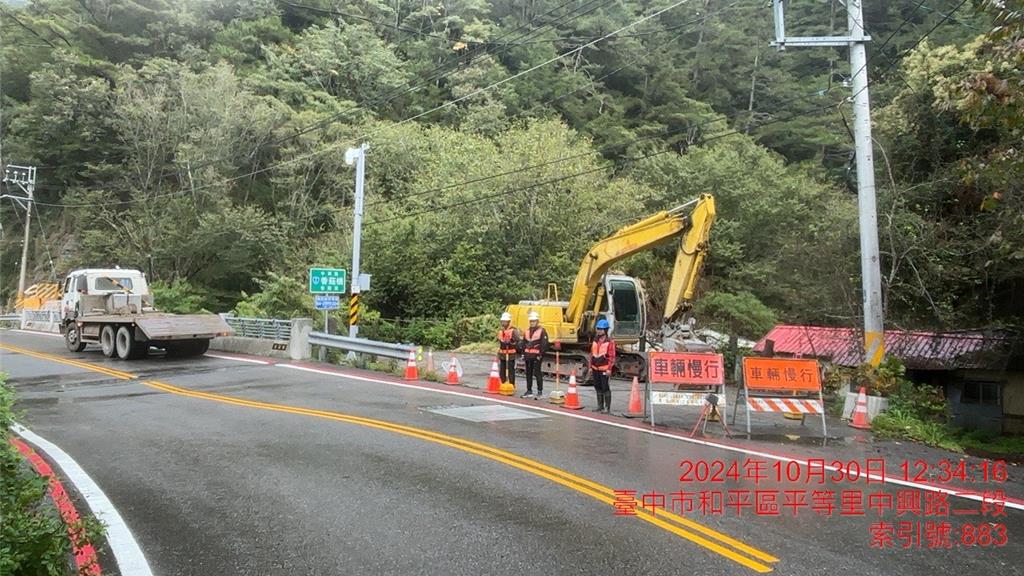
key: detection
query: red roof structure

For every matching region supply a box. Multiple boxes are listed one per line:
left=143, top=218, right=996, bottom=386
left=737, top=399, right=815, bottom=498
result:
left=752, top=325, right=1016, bottom=370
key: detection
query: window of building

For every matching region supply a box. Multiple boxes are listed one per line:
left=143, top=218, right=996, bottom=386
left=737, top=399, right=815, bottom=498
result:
left=961, top=381, right=1001, bottom=406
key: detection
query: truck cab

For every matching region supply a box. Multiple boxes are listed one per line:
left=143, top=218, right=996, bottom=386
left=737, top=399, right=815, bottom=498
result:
left=61, top=268, right=151, bottom=321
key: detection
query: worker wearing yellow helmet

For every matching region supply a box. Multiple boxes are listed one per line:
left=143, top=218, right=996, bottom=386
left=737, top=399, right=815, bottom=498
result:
left=521, top=310, right=549, bottom=399
left=497, top=312, right=521, bottom=388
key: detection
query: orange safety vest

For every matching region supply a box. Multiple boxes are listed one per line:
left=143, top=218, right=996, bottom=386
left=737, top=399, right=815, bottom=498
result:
left=497, top=328, right=517, bottom=354
left=524, top=327, right=545, bottom=355
left=591, top=339, right=611, bottom=369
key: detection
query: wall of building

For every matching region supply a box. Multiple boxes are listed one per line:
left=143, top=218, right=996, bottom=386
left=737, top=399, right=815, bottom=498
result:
left=999, top=371, right=1024, bottom=434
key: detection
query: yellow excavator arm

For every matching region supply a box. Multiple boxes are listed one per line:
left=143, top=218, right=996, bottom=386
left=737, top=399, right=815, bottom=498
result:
left=563, top=194, right=716, bottom=328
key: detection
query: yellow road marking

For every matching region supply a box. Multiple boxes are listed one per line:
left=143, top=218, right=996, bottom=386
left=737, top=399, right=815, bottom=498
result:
left=1, top=342, right=779, bottom=572
left=142, top=379, right=776, bottom=571
left=0, top=343, right=136, bottom=380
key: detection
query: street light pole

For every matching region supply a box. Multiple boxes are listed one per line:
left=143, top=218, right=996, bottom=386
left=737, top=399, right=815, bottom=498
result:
left=345, top=143, right=368, bottom=339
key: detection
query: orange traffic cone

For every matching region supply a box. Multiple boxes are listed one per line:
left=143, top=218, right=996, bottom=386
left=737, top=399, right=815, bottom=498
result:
left=849, top=386, right=871, bottom=429
left=446, top=355, right=460, bottom=385
left=404, top=349, right=418, bottom=381
left=563, top=370, right=583, bottom=410
left=485, top=359, right=501, bottom=394
left=623, top=376, right=644, bottom=418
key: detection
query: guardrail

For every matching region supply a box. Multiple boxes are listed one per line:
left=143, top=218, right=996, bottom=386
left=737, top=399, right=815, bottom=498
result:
left=308, top=332, right=416, bottom=360
left=219, top=314, right=292, bottom=341
left=23, top=310, right=60, bottom=323
left=0, top=314, right=21, bottom=323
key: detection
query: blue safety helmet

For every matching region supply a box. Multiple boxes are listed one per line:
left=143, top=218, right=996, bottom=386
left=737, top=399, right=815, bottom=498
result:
left=595, top=318, right=610, bottom=330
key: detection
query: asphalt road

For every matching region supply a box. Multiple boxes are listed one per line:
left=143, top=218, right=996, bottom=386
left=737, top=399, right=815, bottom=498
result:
left=3, top=329, right=1022, bottom=576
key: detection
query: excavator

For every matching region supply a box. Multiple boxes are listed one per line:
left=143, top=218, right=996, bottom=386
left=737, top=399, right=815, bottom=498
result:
left=504, top=194, right=716, bottom=381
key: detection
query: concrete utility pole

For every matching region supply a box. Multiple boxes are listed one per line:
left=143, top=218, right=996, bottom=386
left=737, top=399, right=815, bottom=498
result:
left=770, top=0, right=885, bottom=367
left=345, top=143, right=368, bottom=339
left=2, top=164, right=37, bottom=299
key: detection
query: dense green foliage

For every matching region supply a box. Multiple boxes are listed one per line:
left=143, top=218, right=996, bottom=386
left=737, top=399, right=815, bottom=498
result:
left=0, top=375, right=71, bottom=575
left=0, top=0, right=1017, bottom=335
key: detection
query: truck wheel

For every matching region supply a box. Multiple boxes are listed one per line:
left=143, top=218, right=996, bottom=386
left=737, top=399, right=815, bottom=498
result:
left=64, top=324, right=86, bottom=352
left=115, top=326, right=146, bottom=360
left=180, top=339, right=209, bottom=357
left=192, top=339, right=210, bottom=355
left=166, top=339, right=209, bottom=358
left=101, top=325, right=117, bottom=358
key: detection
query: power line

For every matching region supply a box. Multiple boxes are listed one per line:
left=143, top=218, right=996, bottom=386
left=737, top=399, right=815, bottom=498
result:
left=846, top=0, right=971, bottom=103
left=366, top=93, right=842, bottom=226
left=372, top=67, right=831, bottom=212
left=31, top=202, right=57, bottom=281
left=140, top=0, right=616, bottom=189
left=540, top=0, right=745, bottom=108
left=31, top=0, right=700, bottom=209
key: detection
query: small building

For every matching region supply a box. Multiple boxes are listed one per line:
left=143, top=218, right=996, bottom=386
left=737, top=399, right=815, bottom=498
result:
left=752, top=325, right=1024, bottom=434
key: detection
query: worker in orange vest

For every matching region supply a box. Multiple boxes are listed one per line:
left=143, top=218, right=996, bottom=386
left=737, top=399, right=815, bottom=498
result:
left=589, top=318, right=616, bottom=413
left=497, top=312, right=521, bottom=387
left=521, top=310, right=549, bottom=399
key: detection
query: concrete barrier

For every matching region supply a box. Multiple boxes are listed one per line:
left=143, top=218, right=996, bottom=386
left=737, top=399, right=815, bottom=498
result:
left=289, top=318, right=312, bottom=361
left=21, top=305, right=61, bottom=334
left=841, top=391, right=889, bottom=421
left=209, top=317, right=312, bottom=361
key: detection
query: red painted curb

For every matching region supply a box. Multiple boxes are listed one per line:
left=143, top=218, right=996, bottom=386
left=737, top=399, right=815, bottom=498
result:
left=10, top=437, right=102, bottom=576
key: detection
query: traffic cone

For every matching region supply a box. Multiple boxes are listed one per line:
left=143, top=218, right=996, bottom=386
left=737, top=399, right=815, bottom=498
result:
left=498, top=354, right=515, bottom=396
left=849, top=386, right=871, bottom=429
left=404, top=349, right=418, bottom=381
left=563, top=370, right=583, bottom=410
left=485, top=359, right=501, bottom=394
left=446, top=355, right=460, bottom=385
left=623, top=376, right=644, bottom=418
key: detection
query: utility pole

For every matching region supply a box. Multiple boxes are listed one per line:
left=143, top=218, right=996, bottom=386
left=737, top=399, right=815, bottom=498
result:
left=771, top=0, right=885, bottom=367
left=2, top=164, right=37, bottom=299
left=345, top=143, right=368, bottom=339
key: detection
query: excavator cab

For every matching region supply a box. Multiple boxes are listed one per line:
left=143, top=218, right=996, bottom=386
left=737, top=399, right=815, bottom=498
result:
left=599, top=274, right=645, bottom=341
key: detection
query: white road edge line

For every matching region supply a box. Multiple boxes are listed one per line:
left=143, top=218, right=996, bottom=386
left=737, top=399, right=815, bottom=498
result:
left=12, top=423, right=155, bottom=576
left=204, top=353, right=271, bottom=365
left=9, top=329, right=63, bottom=339
left=276, top=363, right=1024, bottom=512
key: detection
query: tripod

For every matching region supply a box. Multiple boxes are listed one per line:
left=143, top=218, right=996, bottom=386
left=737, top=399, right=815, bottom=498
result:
left=690, top=393, right=732, bottom=438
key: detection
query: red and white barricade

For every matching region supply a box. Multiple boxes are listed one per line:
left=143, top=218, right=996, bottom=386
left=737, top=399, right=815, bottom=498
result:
left=735, top=357, right=827, bottom=436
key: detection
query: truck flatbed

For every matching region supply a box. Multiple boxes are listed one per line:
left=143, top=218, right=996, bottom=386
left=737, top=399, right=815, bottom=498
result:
left=77, top=313, right=231, bottom=340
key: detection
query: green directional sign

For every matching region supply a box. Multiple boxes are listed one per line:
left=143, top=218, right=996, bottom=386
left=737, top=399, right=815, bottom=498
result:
left=309, top=267, right=347, bottom=294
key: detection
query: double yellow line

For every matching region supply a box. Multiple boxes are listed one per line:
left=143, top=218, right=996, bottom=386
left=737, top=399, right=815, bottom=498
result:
left=0, top=342, right=136, bottom=381
left=1, top=342, right=779, bottom=572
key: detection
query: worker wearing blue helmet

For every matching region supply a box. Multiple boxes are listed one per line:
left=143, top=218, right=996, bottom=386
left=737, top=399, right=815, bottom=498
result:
left=589, top=318, right=616, bottom=413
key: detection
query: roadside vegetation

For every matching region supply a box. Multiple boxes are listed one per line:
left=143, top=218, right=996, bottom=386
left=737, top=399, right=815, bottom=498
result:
left=851, top=360, right=1024, bottom=456
left=1, top=374, right=102, bottom=576
left=2, top=0, right=1020, bottom=344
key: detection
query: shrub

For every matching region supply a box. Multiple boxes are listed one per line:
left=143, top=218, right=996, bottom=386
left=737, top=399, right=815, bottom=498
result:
left=0, top=375, right=73, bottom=575
left=150, top=279, right=209, bottom=313
left=451, top=314, right=499, bottom=348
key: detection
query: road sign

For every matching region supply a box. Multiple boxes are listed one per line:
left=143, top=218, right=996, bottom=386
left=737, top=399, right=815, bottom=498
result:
left=647, top=351, right=726, bottom=427
left=309, top=268, right=347, bottom=294
left=314, top=294, right=340, bottom=310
